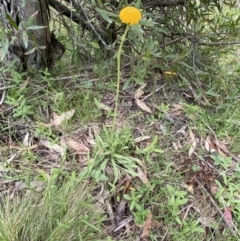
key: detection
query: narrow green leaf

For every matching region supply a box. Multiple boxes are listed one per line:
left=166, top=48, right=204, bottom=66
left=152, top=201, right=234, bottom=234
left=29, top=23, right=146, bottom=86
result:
left=0, top=39, right=9, bottom=61
left=6, top=14, right=18, bottom=30
left=27, top=25, right=47, bottom=30
left=123, top=194, right=132, bottom=201
left=140, top=20, right=156, bottom=27
left=21, top=31, right=29, bottom=48
left=89, top=41, right=100, bottom=49
left=111, top=159, right=119, bottom=183
left=24, top=47, right=36, bottom=55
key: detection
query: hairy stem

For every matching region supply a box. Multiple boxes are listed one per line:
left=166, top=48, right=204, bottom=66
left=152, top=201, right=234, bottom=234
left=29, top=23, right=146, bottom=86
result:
left=113, top=25, right=129, bottom=128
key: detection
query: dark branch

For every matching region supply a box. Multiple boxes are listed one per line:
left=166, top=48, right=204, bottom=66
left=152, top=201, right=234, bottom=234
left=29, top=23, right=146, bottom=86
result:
left=48, top=0, right=111, bottom=47
left=143, top=0, right=186, bottom=9
left=48, top=0, right=87, bottom=27
left=197, top=41, right=240, bottom=46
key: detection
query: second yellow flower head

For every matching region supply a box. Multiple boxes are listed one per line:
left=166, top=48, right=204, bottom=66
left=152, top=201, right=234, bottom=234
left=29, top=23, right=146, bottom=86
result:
left=119, top=6, right=142, bottom=26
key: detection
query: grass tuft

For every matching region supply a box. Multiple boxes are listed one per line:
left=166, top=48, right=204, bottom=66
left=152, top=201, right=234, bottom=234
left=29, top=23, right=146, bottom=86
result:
left=0, top=172, right=105, bottom=241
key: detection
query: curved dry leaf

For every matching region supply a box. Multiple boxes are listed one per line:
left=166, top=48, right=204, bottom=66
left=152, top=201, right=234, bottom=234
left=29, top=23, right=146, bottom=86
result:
left=141, top=212, right=153, bottom=239
left=171, top=102, right=184, bottom=116
left=214, top=139, right=229, bottom=154
left=141, top=212, right=162, bottom=239
left=137, top=167, right=149, bottom=184
left=50, top=109, right=75, bottom=126
left=224, top=207, right=234, bottom=227
left=189, top=129, right=196, bottom=158
left=134, top=84, right=146, bottom=99
left=20, top=78, right=29, bottom=91
left=86, top=138, right=96, bottom=145
left=187, top=184, right=194, bottom=194
left=40, top=139, right=65, bottom=157
left=66, top=138, right=90, bottom=154
left=23, top=131, right=30, bottom=147
left=210, top=183, right=218, bottom=194
left=205, top=135, right=217, bottom=153
left=134, top=136, right=151, bottom=143
left=189, top=143, right=196, bottom=158
left=198, top=216, right=218, bottom=228
left=97, top=102, right=112, bottom=111
left=135, top=99, right=152, bottom=114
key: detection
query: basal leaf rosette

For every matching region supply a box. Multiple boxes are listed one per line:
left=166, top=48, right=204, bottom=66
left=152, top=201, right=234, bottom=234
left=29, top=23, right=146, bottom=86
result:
left=119, top=6, right=142, bottom=25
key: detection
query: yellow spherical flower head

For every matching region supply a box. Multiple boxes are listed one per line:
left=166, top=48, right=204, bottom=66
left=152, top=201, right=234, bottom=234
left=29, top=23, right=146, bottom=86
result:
left=119, top=6, right=142, bottom=25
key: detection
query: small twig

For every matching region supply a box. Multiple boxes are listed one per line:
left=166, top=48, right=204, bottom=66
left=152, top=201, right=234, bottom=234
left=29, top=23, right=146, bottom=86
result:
left=182, top=203, right=194, bottom=224
left=0, top=79, right=11, bottom=105
left=0, top=89, right=6, bottom=105
left=56, top=74, right=88, bottom=80
left=0, top=85, right=14, bottom=90
left=201, top=118, right=217, bottom=139
left=77, top=2, right=109, bottom=50
left=142, top=84, right=166, bottom=101
left=198, top=41, right=240, bottom=46
left=0, top=77, right=13, bottom=81
left=161, top=227, right=169, bottom=241
left=114, top=216, right=133, bottom=232
left=229, top=153, right=240, bottom=163
left=101, top=185, right=116, bottom=227
left=197, top=179, right=240, bottom=237
left=159, top=36, right=194, bottom=48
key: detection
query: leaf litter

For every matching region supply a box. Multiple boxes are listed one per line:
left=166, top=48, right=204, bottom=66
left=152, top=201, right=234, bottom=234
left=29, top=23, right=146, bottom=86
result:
left=50, top=109, right=75, bottom=126
left=1, top=70, right=240, bottom=241
left=175, top=128, right=240, bottom=236
left=140, top=212, right=162, bottom=240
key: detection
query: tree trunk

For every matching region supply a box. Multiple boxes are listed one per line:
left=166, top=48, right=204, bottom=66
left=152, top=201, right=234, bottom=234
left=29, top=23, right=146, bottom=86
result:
left=0, top=0, right=65, bottom=72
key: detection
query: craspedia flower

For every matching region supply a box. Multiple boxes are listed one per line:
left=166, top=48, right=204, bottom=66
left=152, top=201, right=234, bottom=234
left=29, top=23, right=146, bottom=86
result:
left=119, top=6, right=142, bottom=25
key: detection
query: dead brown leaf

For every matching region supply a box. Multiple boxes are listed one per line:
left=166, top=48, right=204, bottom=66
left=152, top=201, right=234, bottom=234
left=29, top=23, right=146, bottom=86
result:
left=134, top=136, right=151, bottom=143
left=210, top=183, right=218, bottom=194
left=66, top=138, right=90, bottom=154
left=22, top=132, right=31, bottom=147
left=40, top=139, right=65, bottom=157
left=188, top=129, right=197, bottom=158
left=96, top=102, right=112, bottom=112
left=187, top=183, right=194, bottom=194
left=14, top=181, right=45, bottom=192
left=135, top=99, right=152, bottom=114
left=89, top=125, right=100, bottom=139
left=214, top=139, right=229, bottom=154
left=77, top=155, right=93, bottom=167
left=19, top=77, right=29, bottom=91
left=50, top=109, right=75, bottom=126
left=198, top=216, right=218, bottom=228
left=137, top=167, right=149, bottom=184
left=171, top=102, right=184, bottom=116
left=141, top=212, right=153, bottom=239
left=10, top=144, right=38, bottom=151
left=134, top=84, right=146, bottom=99
left=141, top=212, right=162, bottom=240
left=205, top=135, right=217, bottom=153
left=205, top=136, right=230, bottom=157
left=86, top=138, right=96, bottom=145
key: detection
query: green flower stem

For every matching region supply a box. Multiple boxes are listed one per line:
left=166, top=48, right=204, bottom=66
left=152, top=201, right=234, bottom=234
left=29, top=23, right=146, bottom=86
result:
left=113, top=25, right=130, bottom=128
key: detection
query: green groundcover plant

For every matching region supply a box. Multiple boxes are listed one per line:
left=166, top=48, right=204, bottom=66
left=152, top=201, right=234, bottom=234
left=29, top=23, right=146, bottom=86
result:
left=0, top=171, right=106, bottom=241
